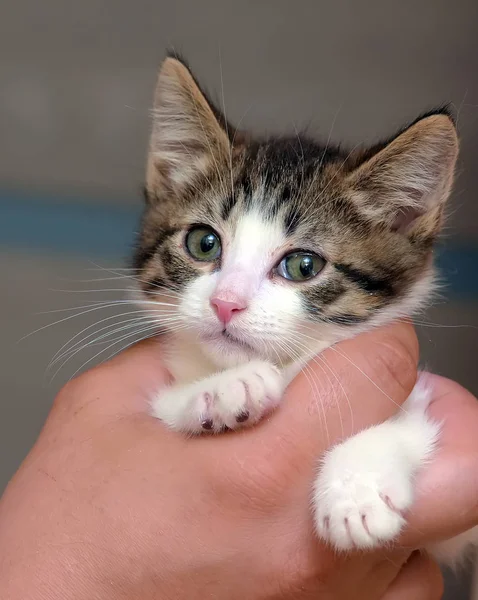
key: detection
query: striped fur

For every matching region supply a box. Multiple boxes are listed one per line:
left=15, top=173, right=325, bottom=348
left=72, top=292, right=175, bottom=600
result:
left=134, top=55, right=458, bottom=367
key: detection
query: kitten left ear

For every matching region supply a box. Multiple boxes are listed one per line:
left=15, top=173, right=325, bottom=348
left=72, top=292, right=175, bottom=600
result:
left=347, top=112, right=459, bottom=235
left=146, top=56, right=231, bottom=195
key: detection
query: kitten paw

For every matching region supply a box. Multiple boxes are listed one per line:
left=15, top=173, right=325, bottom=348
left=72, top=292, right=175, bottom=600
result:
left=152, top=361, right=283, bottom=434
left=313, top=444, right=413, bottom=550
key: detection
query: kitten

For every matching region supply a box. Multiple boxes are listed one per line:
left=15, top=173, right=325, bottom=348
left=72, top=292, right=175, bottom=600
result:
left=133, top=54, right=477, bottom=564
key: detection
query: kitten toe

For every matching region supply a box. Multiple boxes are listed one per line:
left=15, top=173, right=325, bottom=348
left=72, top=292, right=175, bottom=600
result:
left=213, top=361, right=284, bottom=430
left=153, top=361, right=284, bottom=434
left=235, top=410, right=250, bottom=423
left=314, top=474, right=408, bottom=550
left=313, top=437, right=414, bottom=550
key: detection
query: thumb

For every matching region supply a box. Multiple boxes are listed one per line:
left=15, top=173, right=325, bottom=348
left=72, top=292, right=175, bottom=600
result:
left=401, top=375, right=478, bottom=548
left=254, top=321, right=418, bottom=461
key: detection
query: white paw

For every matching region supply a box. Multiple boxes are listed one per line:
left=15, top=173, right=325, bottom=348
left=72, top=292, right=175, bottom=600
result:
left=152, top=361, right=283, bottom=434
left=313, top=436, right=414, bottom=550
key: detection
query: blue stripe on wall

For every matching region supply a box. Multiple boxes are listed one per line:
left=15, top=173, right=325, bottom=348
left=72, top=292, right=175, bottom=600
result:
left=1, top=191, right=477, bottom=299
left=1, top=192, right=140, bottom=260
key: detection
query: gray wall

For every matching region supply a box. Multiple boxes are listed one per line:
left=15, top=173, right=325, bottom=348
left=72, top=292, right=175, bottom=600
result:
left=1, top=1, right=477, bottom=598
left=1, top=0, right=478, bottom=237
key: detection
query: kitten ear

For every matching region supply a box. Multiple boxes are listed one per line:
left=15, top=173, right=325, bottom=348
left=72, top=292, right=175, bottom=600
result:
left=347, top=112, right=458, bottom=236
left=146, top=56, right=231, bottom=195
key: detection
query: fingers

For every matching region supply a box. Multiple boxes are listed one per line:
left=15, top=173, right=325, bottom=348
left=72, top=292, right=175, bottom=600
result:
left=382, top=552, right=443, bottom=600
left=264, top=321, right=418, bottom=457
left=402, top=375, right=478, bottom=547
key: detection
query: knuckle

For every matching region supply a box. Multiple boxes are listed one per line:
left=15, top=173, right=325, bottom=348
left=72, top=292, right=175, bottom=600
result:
left=265, top=530, right=339, bottom=594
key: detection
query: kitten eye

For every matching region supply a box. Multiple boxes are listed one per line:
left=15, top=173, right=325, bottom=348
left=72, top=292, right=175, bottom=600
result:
left=185, top=226, right=221, bottom=262
left=276, top=252, right=325, bottom=281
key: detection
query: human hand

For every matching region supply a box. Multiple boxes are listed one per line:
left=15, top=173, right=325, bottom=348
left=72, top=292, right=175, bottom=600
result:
left=0, top=322, right=471, bottom=599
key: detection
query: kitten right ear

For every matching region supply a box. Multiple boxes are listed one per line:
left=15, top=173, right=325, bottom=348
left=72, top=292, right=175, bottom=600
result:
left=146, top=56, right=231, bottom=195
left=346, top=111, right=458, bottom=237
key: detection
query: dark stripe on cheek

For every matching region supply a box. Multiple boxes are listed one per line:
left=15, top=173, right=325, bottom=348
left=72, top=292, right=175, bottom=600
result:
left=325, top=313, right=369, bottom=326
left=161, top=247, right=197, bottom=286
left=157, top=227, right=181, bottom=246
left=144, top=276, right=168, bottom=294
left=301, top=281, right=350, bottom=323
left=334, top=263, right=394, bottom=296
left=133, top=227, right=180, bottom=269
left=133, top=245, right=156, bottom=270
left=302, top=281, right=347, bottom=308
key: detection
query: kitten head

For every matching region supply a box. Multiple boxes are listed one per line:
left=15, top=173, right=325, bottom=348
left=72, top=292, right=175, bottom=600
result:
left=134, top=55, right=458, bottom=367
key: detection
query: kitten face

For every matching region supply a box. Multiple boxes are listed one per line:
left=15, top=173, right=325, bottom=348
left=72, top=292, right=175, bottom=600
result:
left=134, top=55, right=458, bottom=368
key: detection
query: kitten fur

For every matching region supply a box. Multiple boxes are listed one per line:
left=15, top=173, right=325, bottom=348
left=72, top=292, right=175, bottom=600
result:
left=133, top=54, right=477, bottom=563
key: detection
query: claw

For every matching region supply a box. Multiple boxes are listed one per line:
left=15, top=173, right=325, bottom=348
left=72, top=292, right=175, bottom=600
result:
left=201, top=419, right=214, bottom=430
left=236, top=410, right=249, bottom=423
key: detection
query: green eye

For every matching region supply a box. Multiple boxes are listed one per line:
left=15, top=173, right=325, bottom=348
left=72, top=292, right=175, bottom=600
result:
left=185, top=226, right=221, bottom=261
left=277, top=252, right=325, bottom=281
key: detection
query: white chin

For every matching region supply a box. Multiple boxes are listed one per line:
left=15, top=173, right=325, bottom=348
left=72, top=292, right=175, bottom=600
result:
left=201, top=332, right=260, bottom=367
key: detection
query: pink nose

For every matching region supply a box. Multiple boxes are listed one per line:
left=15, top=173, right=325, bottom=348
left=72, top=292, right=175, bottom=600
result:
left=210, top=298, right=246, bottom=325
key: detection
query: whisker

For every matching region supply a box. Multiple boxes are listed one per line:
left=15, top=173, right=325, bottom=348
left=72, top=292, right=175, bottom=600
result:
left=36, top=298, right=177, bottom=315
left=329, top=345, right=405, bottom=413
left=19, top=303, right=144, bottom=341
left=50, top=316, right=183, bottom=373
left=218, top=45, right=235, bottom=208
left=57, top=274, right=136, bottom=283
left=284, top=333, right=345, bottom=440
left=291, top=332, right=355, bottom=437
left=53, top=321, right=190, bottom=383
left=50, top=311, right=181, bottom=367
left=84, top=266, right=139, bottom=271
left=49, top=287, right=179, bottom=298
left=274, top=336, right=330, bottom=443
left=21, top=297, right=181, bottom=342
left=50, top=317, right=160, bottom=370
left=318, top=102, right=343, bottom=173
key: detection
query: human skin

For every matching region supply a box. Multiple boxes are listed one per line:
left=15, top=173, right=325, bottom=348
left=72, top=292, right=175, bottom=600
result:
left=0, top=322, right=476, bottom=599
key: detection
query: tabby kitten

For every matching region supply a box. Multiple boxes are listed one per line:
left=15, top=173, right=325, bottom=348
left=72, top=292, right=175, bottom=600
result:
left=134, top=55, right=477, bottom=563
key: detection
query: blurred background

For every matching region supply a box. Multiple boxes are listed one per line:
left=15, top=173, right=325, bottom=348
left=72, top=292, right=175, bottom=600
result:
left=1, top=1, right=477, bottom=596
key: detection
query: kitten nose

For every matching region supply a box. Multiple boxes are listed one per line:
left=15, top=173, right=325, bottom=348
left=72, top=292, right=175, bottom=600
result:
left=210, top=298, right=246, bottom=325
